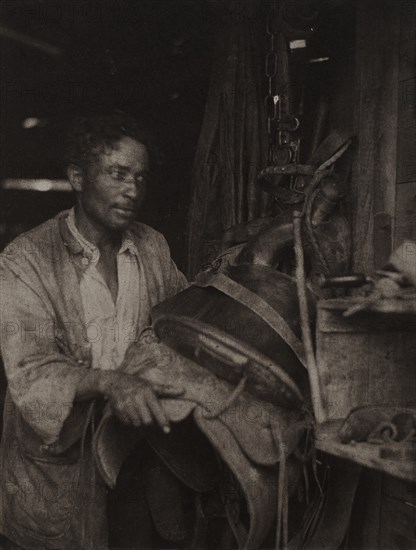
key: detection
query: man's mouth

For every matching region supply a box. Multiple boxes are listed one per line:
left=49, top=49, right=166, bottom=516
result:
left=113, top=205, right=136, bottom=215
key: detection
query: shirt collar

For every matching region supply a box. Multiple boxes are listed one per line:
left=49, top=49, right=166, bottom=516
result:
left=65, top=208, right=139, bottom=264
left=119, top=230, right=139, bottom=258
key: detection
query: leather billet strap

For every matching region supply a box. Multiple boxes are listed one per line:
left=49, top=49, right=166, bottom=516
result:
left=258, top=164, right=316, bottom=178
left=194, top=270, right=307, bottom=369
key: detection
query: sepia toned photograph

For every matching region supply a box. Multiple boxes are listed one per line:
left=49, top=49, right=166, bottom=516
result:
left=0, top=1, right=415, bottom=549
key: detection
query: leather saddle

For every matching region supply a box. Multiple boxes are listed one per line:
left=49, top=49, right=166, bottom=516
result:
left=94, top=266, right=311, bottom=548
left=94, top=341, right=306, bottom=549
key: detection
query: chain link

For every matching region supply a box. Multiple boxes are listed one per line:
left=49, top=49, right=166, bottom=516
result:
left=265, top=1, right=279, bottom=153
left=264, top=2, right=301, bottom=171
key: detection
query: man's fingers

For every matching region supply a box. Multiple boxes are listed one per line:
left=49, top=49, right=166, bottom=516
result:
left=112, top=397, right=142, bottom=426
left=136, top=400, right=153, bottom=427
left=153, top=384, right=184, bottom=397
left=146, top=390, right=170, bottom=433
left=109, top=382, right=179, bottom=431
left=113, top=402, right=133, bottom=425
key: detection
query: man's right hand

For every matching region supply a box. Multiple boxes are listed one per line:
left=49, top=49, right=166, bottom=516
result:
left=102, top=372, right=183, bottom=433
left=76, top=369, right=183, bottom=433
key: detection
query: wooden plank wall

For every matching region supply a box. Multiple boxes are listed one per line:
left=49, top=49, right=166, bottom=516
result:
left=352, top=0, right=416, bottom=272
left=395, top=0, right=416, bottom=246
left=347, top=5, right=416, bottom=547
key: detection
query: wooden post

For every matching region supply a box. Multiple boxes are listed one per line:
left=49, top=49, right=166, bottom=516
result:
left=395, top=0, right=416, bottom=246
left=351, top=0, right=401, bottom=272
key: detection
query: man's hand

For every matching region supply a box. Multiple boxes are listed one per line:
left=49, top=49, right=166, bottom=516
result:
left=103, top=373, right=183, bottom=433
left=76, top=369, right=183, bottom=433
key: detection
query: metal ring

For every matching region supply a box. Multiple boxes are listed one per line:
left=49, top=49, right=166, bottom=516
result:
left=290, top=117, right=300, bottom=131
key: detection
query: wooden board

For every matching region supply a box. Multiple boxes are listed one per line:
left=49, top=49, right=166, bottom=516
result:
left=397, top=77, right=416, bottom=184
left=316, top=421, right=416, bottom=482
left=352, top=0, right=401, bottom=271
left=316, top=300, right=416, bottom=420
left=399, top=0, right=416, bottom=82
left=395, top=180, right=416, bottom=246
left=317, top=298, right=416, bottom=327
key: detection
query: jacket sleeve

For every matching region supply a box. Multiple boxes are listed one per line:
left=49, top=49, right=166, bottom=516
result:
left=0, top=254, right=88, bottom=446
left=158, top=233, right=189, bottom=297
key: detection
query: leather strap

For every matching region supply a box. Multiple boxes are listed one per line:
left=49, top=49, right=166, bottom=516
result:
left=258, top=164, right=316, bottom=178
left=195, top=270, right=307, bottom=369
left=290, top=457, right=361, bottom=549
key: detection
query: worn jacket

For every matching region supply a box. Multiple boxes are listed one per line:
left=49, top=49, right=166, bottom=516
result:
left=0, top=210, right=187, bottom=549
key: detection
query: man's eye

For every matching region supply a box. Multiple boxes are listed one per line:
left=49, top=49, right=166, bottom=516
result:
left=111, top=170, right=126, bottom=181
left=135, top=174, right=148, bottom=184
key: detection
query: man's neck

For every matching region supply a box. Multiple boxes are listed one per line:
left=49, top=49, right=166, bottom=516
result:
left=73, top=204, right=121, bottom=251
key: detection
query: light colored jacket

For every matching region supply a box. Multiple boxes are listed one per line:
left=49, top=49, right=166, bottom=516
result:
left=0, top=210, right=187, bottom=549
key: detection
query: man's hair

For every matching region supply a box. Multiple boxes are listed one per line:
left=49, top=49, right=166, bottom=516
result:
left=64, top=111, right=152, bottom=170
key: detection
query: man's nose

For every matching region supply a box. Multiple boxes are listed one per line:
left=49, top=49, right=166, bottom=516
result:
left=122, top=178, right=139, bottom=200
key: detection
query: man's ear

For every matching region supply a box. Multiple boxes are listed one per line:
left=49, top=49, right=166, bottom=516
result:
left=67, top=164, right=84, bottom=193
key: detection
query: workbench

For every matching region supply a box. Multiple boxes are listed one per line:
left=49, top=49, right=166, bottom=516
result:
left=316, top=420, right=416, bottom=482
left=315, top=298, right=416, bottom=482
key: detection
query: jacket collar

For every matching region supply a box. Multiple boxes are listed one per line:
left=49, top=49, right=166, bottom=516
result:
left=58, top=209, right=139, bottom=265
left=58, top=210, right=84, bottom=256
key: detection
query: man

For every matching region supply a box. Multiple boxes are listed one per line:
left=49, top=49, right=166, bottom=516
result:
left=0, top=112, right=187, bottom=549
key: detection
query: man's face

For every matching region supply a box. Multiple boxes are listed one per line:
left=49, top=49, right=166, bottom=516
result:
left=79, top=136, right=149, bottom=232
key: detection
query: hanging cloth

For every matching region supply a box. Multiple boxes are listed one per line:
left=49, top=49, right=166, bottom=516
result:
left=187, top=0, right=272, bottom=278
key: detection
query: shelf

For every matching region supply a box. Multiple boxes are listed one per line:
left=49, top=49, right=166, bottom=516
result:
left=315, top=421, right=416, bottom=483
left=320, top=298, right=416, bottom=316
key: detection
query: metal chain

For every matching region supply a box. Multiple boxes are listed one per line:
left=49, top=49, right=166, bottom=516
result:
left=265, top=3, right=300, bottom=162
left=264, top=0, right=303, bottom=207
left=265, top=1, right=279, bottom=164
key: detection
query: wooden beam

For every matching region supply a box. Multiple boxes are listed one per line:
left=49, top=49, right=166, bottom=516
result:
left=397, top=78, right=416, bottom=184
left=0, top=25, right=62, bottom=56
left=395, top=181, right=416, bottom=246
left=399, top=0, right=416, bottom=82
left=352, top=0, right=401, bottom=272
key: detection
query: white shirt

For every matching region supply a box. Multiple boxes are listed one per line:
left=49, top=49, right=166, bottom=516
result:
left=66, top=208, right=142, bottom=370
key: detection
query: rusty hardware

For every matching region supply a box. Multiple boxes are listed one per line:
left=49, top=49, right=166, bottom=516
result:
left=264, top=2, right=300, bottom=169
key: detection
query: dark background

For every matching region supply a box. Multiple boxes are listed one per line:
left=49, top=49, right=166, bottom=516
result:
left=0, top=0, right=217, bottom=269
left=0, top=0, right=355, bottom=270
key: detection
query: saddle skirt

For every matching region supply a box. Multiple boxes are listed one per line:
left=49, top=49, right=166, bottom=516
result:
left=93, top=340, right=305, bottom=549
